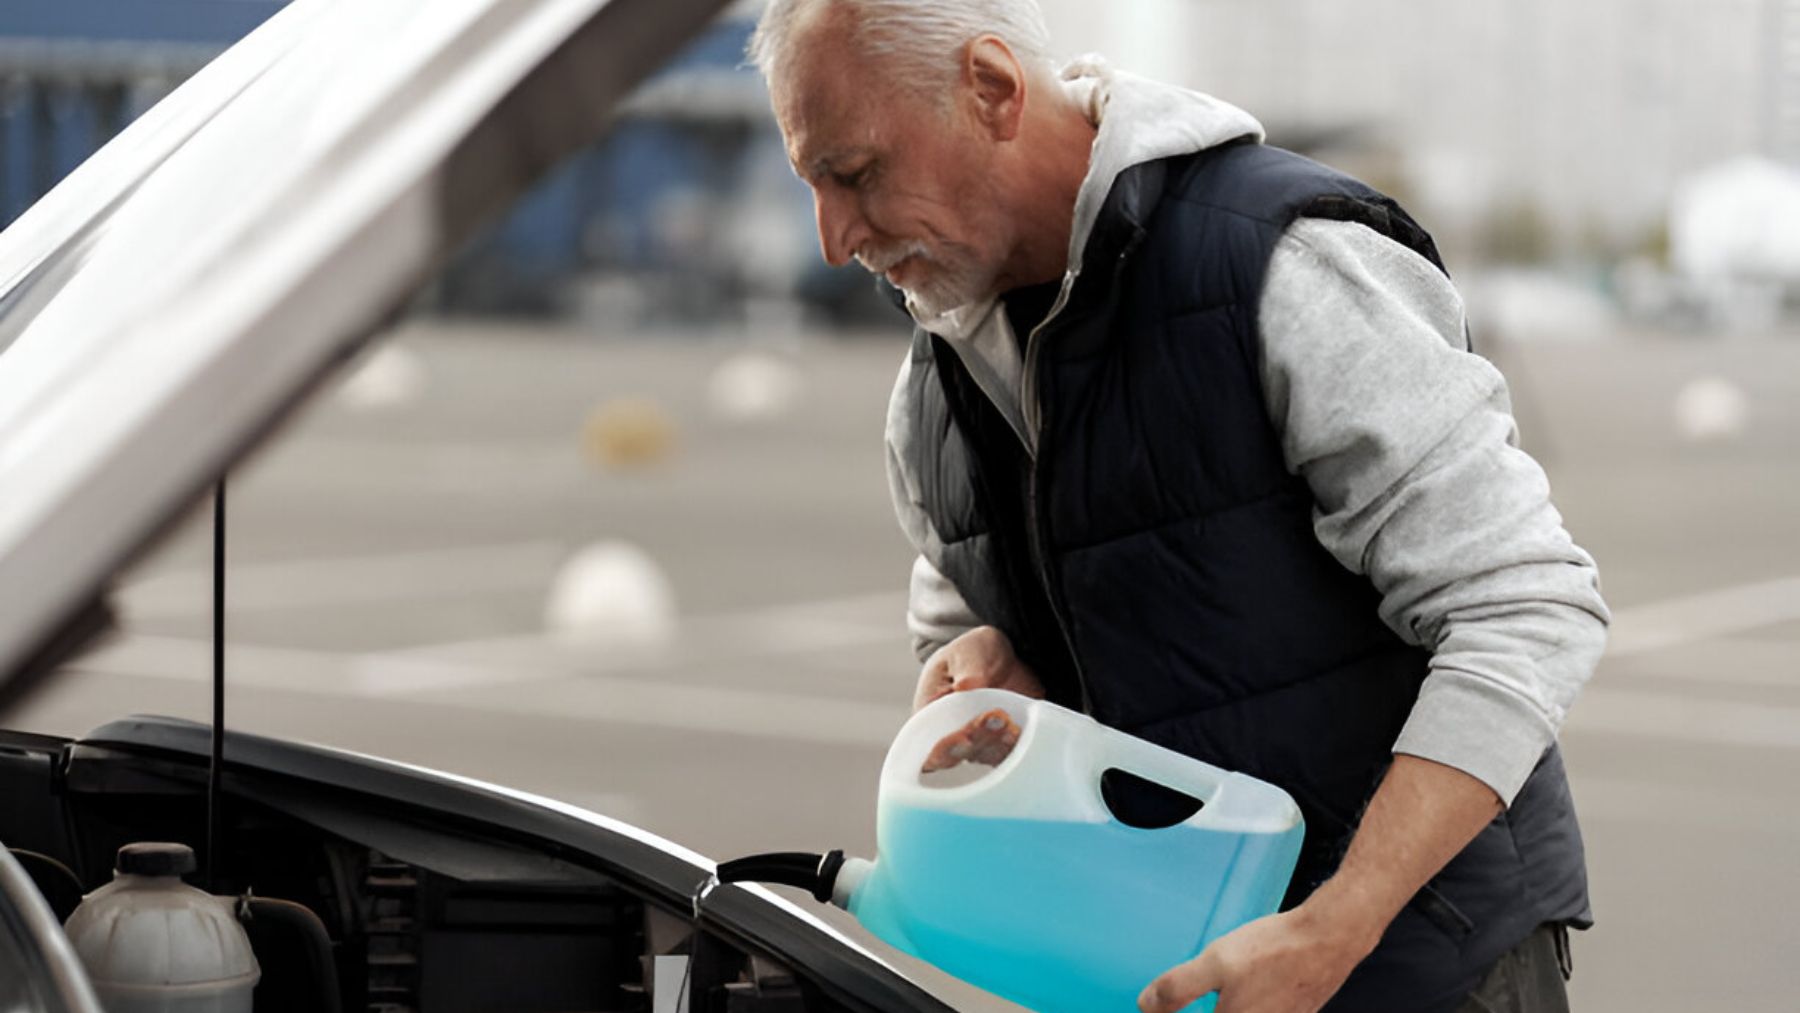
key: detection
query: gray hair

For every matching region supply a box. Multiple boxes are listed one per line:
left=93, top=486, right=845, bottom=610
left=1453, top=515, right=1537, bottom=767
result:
left=748, top=0, right=1055, bottom=98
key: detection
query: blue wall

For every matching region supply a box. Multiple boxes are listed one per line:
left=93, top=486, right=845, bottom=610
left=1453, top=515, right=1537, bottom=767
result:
left=0, top=4, right=788, bottom=317
left=0, top=1, right=288, bottom=44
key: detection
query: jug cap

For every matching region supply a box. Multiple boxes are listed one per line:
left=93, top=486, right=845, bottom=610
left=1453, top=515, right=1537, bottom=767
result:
left=116, top=842, right=197, bottom=878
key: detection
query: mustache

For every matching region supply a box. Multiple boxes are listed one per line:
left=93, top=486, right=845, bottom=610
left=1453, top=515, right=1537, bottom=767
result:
left=854, top=241, right=930, bottom=274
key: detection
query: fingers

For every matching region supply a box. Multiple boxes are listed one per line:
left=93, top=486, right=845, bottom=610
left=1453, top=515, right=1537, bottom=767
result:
left=1004, top=664, right=1049, bottom=700
left=950, top=662, right=1045, bottom=700
left=965, top=709, right=1021, bottom=765
left=946, top=627, right=1017, bottom=692
left=914, top=674, right=953, bottom=715
left=949, top=656, right=1009, bottom=693
left=921, top=709, right=1022, bottom=773
left=1138, top=946, right=1223, bottom=1013
left=920, top=733, right=971, bottom=774
left=949, top=654, right=1042, bottom=699
left=912, top=653, right=954, bottom=713
left=987, top=711, right=1023, bottom=758
left=916, top=626, right=1045, bottom=713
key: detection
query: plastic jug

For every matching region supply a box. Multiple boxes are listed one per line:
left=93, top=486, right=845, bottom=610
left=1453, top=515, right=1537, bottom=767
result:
left=838, top=689, right=1304, bottom=1013
left=63, top=843, right=260, bottom=1013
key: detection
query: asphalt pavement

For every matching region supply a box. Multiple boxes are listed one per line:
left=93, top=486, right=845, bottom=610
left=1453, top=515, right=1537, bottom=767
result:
left=13, top=316, right=1800, bottom=1012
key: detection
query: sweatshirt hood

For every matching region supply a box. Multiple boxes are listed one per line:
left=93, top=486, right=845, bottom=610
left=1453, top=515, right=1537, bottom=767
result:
left=908, top=55, right=1264, bottom=341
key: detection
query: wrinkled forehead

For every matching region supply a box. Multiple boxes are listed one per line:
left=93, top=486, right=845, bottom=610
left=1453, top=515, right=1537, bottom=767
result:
left=775, top=79, right=876, bottom=179
left=771, top=41, right=934, bottom=181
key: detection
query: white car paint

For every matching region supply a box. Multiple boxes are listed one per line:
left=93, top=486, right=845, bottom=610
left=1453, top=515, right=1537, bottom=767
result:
left=0, top=0, right=673, bottom=683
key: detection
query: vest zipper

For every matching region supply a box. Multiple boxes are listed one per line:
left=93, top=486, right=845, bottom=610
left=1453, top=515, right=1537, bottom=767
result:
left=1021, top=270, right=1075, bottom=444
left=1017, top=234, right=1144, bottom=718
left=1018, top=267, right=1088, bottom=714
left=1025, top=453, right=1092, bottom=715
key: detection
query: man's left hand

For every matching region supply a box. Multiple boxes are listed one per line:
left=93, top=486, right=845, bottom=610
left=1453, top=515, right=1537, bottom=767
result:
left=1136, top=902, right=1379, bottom=1013
left=921, top=707, right=1022, bottom=773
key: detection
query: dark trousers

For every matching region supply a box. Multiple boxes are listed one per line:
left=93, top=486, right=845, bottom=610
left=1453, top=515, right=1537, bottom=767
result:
left=1454, top=923, right=1575, bottom=1013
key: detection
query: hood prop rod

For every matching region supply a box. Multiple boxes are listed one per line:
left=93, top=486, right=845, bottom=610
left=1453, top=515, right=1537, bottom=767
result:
left=206, top=478, right=227, bottom=892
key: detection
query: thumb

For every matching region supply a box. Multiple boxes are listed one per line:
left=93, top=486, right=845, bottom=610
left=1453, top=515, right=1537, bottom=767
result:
left=1138, top=947, right=1223, bottom=1013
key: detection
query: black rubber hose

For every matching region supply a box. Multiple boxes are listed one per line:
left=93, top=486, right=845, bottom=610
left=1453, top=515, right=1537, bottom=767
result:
left=7, top=849, right=84, bottom=921
left=716, top=850, right=846, bottom=904
left=238, top=896, right=343, bottom=1013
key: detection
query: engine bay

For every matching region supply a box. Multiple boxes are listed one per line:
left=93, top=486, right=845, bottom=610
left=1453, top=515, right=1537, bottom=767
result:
left=0, top=726, right=860, bottom=1013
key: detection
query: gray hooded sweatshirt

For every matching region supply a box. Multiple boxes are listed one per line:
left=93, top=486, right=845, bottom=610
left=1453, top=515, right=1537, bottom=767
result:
left=884, top=57, right=1609, bottom=805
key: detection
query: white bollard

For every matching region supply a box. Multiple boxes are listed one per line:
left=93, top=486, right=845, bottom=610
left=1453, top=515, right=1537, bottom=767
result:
left=707, top=352, right=803, bottom=423
left=543, top=540, right=677, bottom=642
left=1673, top=376, right=1750, bottom=444
left=336, top=343, right=426, bottom=411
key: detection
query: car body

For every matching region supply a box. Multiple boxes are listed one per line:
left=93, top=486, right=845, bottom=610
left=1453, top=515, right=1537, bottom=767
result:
left=0, top=1, right=954, bottom=1009
left=0, top=715, right=947, bottom=1012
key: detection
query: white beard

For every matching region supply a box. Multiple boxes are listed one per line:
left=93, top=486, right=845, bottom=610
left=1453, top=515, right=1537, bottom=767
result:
left=857, top=241, right=995, bottom=319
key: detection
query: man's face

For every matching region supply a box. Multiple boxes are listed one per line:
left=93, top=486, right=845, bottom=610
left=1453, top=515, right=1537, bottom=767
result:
left=772, top=18, right=1014, bottom=317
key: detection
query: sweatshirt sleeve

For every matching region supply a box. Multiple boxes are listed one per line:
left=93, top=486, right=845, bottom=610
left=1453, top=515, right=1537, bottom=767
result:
left=905, top=554, right=981, bottom=663
left=1257, top=217, right=1609, bottom=805
left=885, top=349, right=983, bottom=663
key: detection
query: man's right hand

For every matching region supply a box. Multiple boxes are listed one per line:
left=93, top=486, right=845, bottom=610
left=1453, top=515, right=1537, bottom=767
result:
left=912, top=626, right=1046, bottom=713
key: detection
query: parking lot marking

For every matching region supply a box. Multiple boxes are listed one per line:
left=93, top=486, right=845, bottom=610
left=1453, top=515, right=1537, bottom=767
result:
left=119, top=540, right=567, bottom=618
left=376, top=589, right=908, bottom=678
left=63, top=631, right=906, bottom=748
left=406, top=670, right=907, bottom=748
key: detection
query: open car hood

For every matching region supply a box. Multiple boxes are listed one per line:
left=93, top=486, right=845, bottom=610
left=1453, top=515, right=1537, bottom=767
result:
left=0, top=0, right=729, bottom=704
left=0, top=716, right=952, bottom=1012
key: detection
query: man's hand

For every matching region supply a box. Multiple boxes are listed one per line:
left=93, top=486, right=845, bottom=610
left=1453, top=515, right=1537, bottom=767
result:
left=912, top=626, right=1046, bottom=712
left=1140, top=754, right=1503, bottom=1013
left=913, top=627, right=1044, bottom=774
left=1136, top=903, right=1380, bottom=1013
left=921, top=708, right=1022, bottom=773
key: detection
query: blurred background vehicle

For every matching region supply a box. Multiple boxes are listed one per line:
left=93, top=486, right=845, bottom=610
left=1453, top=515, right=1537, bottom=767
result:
left=4, top=2, right=1798, bottom=1011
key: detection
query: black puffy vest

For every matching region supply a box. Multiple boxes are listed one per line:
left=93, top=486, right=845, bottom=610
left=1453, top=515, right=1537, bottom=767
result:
left=899, top=142, right=1590, bottom=1012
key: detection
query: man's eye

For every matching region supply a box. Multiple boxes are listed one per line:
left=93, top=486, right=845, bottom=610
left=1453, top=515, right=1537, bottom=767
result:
left=838, top=165, right=873, bottom=189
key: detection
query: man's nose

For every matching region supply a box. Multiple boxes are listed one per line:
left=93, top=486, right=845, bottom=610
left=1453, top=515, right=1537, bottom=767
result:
left=814, top=188, right=867, bottom=268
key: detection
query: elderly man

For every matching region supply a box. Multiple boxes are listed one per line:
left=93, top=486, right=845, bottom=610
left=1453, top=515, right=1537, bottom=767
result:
left=748, top=2, right=1607, bottom=1011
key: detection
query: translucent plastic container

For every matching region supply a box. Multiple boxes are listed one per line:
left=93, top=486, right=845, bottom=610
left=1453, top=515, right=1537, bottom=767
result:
left=842, top=689, right=1303, bottom=1013
left=63, top=843, right=259, bottom=1013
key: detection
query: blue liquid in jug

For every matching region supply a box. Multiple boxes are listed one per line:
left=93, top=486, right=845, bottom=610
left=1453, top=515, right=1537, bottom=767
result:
left=851, top=806, right=1302, bottom=1013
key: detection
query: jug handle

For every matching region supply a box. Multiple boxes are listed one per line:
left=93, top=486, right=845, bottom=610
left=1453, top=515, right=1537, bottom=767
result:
left=890, top=690, right=1035, bottom=770
left=1086, top=729, right=1229, bottom=815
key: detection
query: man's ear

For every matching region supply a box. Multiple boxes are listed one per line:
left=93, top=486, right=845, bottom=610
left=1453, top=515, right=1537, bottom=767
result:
left=963, top=35, right=1027, bottom=141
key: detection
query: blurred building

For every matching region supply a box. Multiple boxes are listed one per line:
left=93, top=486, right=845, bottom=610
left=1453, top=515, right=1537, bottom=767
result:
left=0, top=1, right=279, bottom=223
left=7, top=0, right=1789, bottom=321
left=0, top=0, right=877, bottom=325
left=1038, top=0, right=1774, bottom=264
left=1764, top=0, right=1800, bottom=164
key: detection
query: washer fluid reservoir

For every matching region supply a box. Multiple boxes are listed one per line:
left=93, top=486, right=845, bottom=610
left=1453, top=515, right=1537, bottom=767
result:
left=63, top=843, right=259, bottom=1013
left=841, top=689, right=1305, bottom=1013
